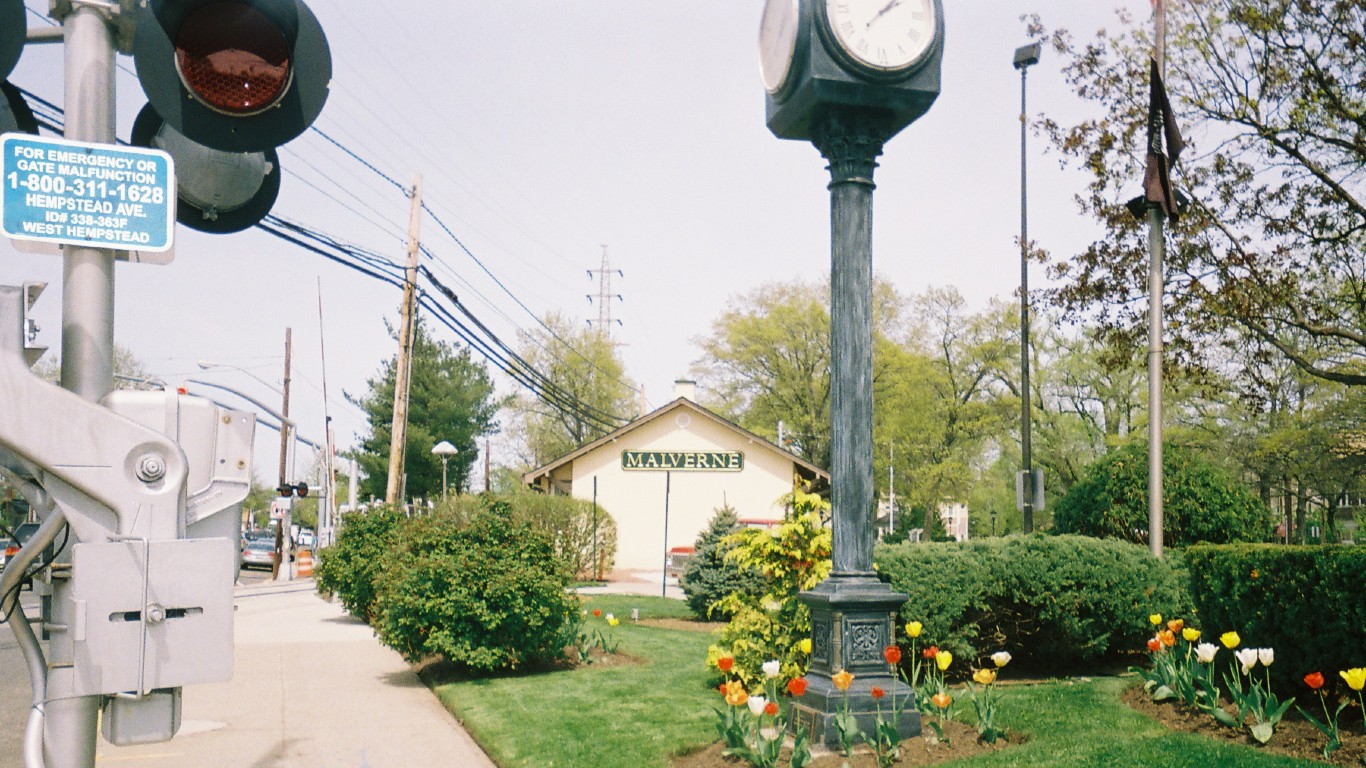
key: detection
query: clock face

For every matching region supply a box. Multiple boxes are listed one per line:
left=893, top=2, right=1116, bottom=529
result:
left=758, top=0, right=800, bottom=93
left=824, top=0, right=937, bottom=73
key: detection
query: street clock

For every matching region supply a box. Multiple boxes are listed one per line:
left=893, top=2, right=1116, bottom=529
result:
left=760, top=0, right=944, bottom=141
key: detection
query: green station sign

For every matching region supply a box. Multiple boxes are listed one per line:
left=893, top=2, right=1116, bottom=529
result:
left=621, top=450, right=744, bottom=472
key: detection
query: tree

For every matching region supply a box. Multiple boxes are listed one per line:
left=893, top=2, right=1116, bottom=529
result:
left=878, top=288, right=1015, bottom=532
left=510, top=312, right=635, bottom=467
left=350, top=318, right=502, bottom=501
left=1034, top=1, right=1365, bottom=388
left=1054, top=442, right=1276, bottom=546
left=680, top=505, right=765, bottom=621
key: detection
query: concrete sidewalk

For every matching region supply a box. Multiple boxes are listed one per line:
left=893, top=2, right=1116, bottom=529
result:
left=95, top=579, right=496, bottom=768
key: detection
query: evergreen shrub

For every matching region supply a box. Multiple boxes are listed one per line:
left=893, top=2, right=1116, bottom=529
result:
left=680, top=505, right=766, bottom=621
left=314, top=505, right=406, bottom=622
left=372, top=508, right=577, bottom=671
left=1054, top=443, right=1275, bottom=546
left=1185, top=544, right=1366, bottom=691
left=875, top=534, right=1187, bottom=666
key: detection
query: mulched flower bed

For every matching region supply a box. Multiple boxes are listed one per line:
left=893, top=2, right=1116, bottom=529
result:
left=1122, top=681, right=1366, bottom=766
left=672, top=719, right=1016, bottom=768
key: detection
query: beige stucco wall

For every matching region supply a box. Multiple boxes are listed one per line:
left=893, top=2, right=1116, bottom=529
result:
left=568, top=407, right=800, bottom=571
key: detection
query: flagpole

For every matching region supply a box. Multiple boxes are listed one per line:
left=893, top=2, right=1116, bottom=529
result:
left=1147, top=0, right=1167, bottom=558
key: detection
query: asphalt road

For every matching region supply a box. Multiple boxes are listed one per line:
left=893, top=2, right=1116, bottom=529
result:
left=1, top=567, right=275, bottom=761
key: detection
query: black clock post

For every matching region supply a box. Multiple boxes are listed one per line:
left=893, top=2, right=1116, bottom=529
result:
left=758, top=0, right=945, bottom=749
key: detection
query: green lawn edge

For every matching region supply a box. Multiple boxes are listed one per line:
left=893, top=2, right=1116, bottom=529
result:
left=429, top=595, right=1324, bottom=768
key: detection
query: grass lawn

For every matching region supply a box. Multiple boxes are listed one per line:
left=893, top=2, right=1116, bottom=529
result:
left=430, top=595, right=1322, bottom=768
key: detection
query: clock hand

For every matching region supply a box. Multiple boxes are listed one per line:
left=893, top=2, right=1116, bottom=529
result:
left=866, top=0, right=904, bottom=28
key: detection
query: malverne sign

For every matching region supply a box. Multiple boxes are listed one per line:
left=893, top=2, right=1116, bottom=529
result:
left=621, top=450, right=744, bottom=472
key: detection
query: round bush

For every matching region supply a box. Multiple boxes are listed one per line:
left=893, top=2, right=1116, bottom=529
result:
left=875, top=534, right=1188, bottom=666
left=372, top=509, right=577, bottom=672
left=315, top=505, right=406, bottom=622
left=1053, top=443, right=1275, bottom=546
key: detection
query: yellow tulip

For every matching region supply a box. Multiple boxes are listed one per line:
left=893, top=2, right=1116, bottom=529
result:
left=1149, top=614, right=1162, bottom=626
left=1182, top=627, right=1201, bottom=643
left=832, top=670, right=854, bottom=691
left=798, top=638, right=812, bottom=655
left=973, top=668, right=997, bottom=685
left=1220, top=631, right=1241, bottom=649
left=724, top=680, right=748, bottom=707
left=936, top=650, right=953, bottom=671
left=906, top=621, right=923, bottom=638
left=1341, top=668, right=1366, bottom=692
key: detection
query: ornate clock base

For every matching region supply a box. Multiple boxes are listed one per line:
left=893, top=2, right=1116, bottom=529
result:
left=791, top=574, right=921, bottom=748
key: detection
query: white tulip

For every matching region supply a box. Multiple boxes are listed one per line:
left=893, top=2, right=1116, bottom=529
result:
left=1195, top=643, right=1219, bottom=664
left=748, top=695, right=767, bottom=715
left=1235, top=647, right=1259, bottom=674
left=1257, top=647, right=1275, bottom=667
left=990, top=651, right=1012, bottom=668
left=762, top=660, right=782, bottom=678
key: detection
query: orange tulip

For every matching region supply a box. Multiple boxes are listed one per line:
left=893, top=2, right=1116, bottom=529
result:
left=832, top=670, right=854, bottom=691
left=931, top=691, right=952, bottom=710
left=724, top=680, right=748, bottom=707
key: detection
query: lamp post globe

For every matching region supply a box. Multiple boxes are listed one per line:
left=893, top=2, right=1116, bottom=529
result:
left=431, top=440, right=457, bottom=500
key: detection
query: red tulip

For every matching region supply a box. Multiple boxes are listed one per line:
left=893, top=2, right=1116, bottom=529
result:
left=1146, top=637, right=1162, bottom=653
left=1305, top=671, right=1325, bottom=690
left=717, top=655, right=734, bottom=673
left=923, top=645, right=940, bottom=660
left=764, top=701, right=779, bottom=716
left=884, top=646, right=902, bottom=665
left=871, top=686, right=886, bottom=700
left=787, top=678, right=808, bottom=696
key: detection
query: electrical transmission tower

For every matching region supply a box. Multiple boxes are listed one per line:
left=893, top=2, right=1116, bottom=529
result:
left=586, top=245, right=623, bottom=340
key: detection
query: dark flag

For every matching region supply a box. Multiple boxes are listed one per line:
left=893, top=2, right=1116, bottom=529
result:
left=1142, top=57, right=1184, bottom=221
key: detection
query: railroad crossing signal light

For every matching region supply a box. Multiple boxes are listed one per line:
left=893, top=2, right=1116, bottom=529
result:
left=131, top=103, right=280, bottom=233
left=132, top=0, right=332, bottom=153
left=276, top=482, right=308, bottom=497
left=1, top=0, right=23, bottom=82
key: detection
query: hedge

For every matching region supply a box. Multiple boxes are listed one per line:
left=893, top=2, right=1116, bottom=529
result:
left=874, top=535, right=1187, bottom=667
left=1184, top=544, right=1366, bottom=693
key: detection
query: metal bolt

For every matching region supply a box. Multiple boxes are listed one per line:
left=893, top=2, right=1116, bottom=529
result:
left=145, top=604, right=166, bottom=624
left=135, top=454, right=166, bottom=483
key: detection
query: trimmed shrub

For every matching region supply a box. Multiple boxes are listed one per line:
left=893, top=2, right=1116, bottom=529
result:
left=1054, top=443, right=1276, bottom=546
left=680, top=505, right=766, bottom=621
left=875, top=534, right=1187, bottom=666
left=372, top=509, right=577, bottom=671
left=314, top=505, right=405, bottom=622
left=439, top=492, right=617, bottom=579
left=1185, top=544, right=1366, bottom=692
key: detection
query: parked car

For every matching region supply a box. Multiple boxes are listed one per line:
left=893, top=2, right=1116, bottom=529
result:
left=296, top=529, right=316, bottom=550
left=2, top=522, right=42, bottom=571
left=239, top=540, right=277, bottom=571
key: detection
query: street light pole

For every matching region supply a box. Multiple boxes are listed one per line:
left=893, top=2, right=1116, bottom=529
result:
left=1013, top=42, right=1041, bottom=534
left=431, top=440, right=457, bottom=500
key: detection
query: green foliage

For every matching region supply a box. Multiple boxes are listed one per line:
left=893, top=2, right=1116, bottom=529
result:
left=680, top=505, right=765, bottom=621
left=1184, top=544, right=1366, bottom=693
left=1054, top=443, right=1276, bottom=546
left=461, top=489, right=617, bottom=579
left=875, top=535, right=1187, bottom=665
left=314, top=505, right=406, bottom=622
left=351, top=318, right=503, bottom=501
left=709, top=489, right=831, bottom=688
left=511, top=311, right=637, bottom=466
left=371, top=509, right=577, bottom=671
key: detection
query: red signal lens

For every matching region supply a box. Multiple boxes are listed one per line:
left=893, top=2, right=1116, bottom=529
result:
left=174, top=2, right=291, bottom=115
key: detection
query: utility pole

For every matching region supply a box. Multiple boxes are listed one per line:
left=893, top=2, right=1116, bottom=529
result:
left=272, top=327, right=292, bottom=580
left=888, top=440, right=895, bottom=537
left=385, top=175, right=422, bottom=507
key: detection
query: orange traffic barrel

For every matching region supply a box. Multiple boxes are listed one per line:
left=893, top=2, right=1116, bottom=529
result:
left=297, top=548, right=314, bottom=577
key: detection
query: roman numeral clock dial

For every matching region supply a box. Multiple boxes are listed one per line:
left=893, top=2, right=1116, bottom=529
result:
left=825, top=0, right=936, bottom=73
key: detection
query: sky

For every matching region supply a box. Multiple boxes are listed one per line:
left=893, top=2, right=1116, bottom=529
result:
left=2, top=0, right=1154, bottom=491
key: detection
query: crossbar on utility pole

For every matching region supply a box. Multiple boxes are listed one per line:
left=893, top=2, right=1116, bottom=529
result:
left=385, top=175, right=422, bottom=507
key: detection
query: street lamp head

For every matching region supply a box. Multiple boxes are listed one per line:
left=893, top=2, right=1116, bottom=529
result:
left=1013, top=42, right=1042, bottom=70
left=431, top=440, right=457, bottom=457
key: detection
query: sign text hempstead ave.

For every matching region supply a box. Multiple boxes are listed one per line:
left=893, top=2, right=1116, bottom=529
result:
left=1, top=133, right=175, bottom=252
left=621, top=450, right=745, bottom=472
